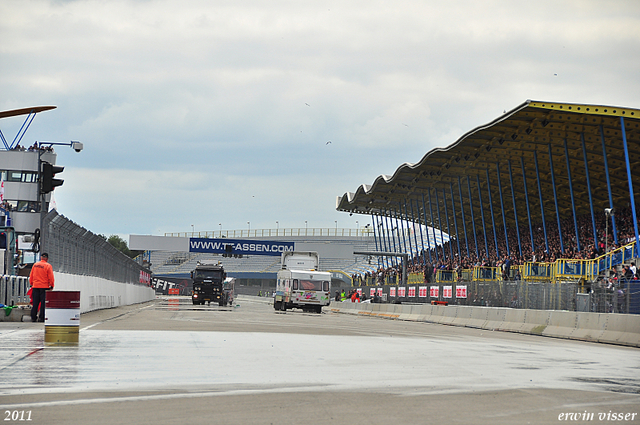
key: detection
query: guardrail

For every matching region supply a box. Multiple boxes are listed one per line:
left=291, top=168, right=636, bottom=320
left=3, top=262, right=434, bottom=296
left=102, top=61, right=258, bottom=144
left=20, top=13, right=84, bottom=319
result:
left=164, top=228, right=374, bottom=239
left=1, top=275, right=30, bottom=306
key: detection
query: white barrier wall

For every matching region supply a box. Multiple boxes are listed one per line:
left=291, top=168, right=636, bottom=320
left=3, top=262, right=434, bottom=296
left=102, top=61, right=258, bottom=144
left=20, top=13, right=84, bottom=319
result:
left=330, top=302, right=640, bottom=348
left=55, top=272, right=155, bottom=314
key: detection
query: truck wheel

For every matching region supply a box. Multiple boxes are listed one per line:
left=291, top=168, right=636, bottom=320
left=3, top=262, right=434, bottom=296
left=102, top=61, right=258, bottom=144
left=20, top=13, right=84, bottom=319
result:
left=316, top=305, right=322, bottom=314
left=274, top=300, right=281, bottom=310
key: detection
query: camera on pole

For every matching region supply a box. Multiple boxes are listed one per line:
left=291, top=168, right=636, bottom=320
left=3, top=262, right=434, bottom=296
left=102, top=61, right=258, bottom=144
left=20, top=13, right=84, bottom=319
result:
left=41, top=161, right=64, bottom=194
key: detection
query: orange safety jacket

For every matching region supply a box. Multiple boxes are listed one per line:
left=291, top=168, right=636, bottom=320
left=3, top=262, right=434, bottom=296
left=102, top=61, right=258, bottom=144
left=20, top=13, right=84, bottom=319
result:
left=29, top=260, right=55, bottom=289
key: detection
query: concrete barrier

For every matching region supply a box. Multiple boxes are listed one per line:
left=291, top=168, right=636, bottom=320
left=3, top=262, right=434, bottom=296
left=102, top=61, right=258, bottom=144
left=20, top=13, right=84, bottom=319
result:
left=328, top=301, right=640, bottom=347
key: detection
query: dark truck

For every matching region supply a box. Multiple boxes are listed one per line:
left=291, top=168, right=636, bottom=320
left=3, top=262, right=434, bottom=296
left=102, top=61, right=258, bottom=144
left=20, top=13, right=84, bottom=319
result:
left=191, top=262, right=231, bottom=306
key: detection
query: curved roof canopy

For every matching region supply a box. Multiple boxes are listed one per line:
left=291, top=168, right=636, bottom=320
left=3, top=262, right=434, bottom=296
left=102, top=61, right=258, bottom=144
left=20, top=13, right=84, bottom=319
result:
left=337, top=100, right=640, bottom=232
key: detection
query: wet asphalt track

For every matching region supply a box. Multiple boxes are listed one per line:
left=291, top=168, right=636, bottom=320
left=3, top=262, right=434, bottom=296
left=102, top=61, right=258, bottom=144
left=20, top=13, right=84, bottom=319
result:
left=0, top=295, right=638, bottom=424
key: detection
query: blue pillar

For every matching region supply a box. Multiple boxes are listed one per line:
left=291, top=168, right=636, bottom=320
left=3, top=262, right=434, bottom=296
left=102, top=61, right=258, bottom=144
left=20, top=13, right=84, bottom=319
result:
left=450, top=183, right=461, bottom=258
left=534, top=150, right=549, bottom=253
left=458, top=177, right=470, bottom=258
left=485, top=169, right=499, bottom=258
left=428, top=189, right=440, bottom=262
left=385, top=210, right=398, bottom=265
left=548, top=143, right=564, bottom=254
left=421, top=193, right=433, bottom=264
left=496, top=163, right=510, bottom=256
left=581, top=133, right=599, bottom=250
left=600, top=126, right=618, bottom=245
left=394, top=208, right=407, bottom=258
left=563, top=138, right=580, bottom=252
left=476, top=174, right=490, bottom=259
left=372, top=214, right=381, bottom=268
left=413, top=199, right=427, bottom=266
left=521, top=157, right=535, bottom=254
left=402, top=201, right=414, bottom=266
left=507, top=159, right=523, bottom=258
left=409, top=200, right=421, bottom=266
left=621, top=117, right=640, bottom=256
left=442, top=188, right=453, bottom=260
left=434, top=188, right=446, bottom=262
left=467, top=176, right=480, bottom=259
left=378, top=213, right=388, bottom=267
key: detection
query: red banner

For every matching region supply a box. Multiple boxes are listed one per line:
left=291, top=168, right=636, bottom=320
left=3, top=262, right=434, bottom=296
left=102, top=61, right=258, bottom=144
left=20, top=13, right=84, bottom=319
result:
left=419, top=286, right=428, bottom=297
left=398, top=287, right=406, bottom=297
left=408, top=286, right=416, bottom=297
left=390, top=287, right=396, bottom=297
left=430, top=286, right=439, bottom=298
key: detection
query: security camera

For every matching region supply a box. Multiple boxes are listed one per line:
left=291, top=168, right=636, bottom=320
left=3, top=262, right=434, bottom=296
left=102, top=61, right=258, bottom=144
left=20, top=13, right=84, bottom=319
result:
left=604, top=208, right=615, bottom=217
left=71, top=141, right=83, bottom=152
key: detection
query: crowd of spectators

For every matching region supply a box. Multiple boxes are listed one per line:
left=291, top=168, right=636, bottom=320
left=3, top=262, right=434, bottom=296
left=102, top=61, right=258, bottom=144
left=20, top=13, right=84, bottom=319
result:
left=354, top=206, right=640, bottom=284
left=11, top=143, right=54, bottom=152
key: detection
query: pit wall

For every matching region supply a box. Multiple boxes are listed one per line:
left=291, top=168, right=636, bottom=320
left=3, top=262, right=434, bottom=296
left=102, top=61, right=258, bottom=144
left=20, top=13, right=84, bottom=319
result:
left=1, top=272, right=155, bottom=321
left=329, top=301, right=640, bottom=348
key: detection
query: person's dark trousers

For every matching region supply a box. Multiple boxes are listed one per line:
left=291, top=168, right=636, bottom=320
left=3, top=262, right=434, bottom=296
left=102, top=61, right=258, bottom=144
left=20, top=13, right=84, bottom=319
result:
left=31, top=288, right=47, bottom=322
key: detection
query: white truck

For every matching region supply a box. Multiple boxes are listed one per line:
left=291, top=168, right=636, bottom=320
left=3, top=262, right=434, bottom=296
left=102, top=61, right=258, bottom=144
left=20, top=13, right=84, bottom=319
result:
left=274, top=251, right=331, bottom=313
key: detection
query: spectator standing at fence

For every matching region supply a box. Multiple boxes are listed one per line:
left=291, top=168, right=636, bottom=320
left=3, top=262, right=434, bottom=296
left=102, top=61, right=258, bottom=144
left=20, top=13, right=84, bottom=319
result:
left=29, top=253, right=55, bottom=323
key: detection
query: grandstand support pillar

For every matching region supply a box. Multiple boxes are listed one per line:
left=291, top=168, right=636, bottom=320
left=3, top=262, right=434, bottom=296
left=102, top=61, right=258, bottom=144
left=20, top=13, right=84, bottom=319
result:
left=496, top=163, right=510, bottom=256
left=394, top=208, right=407, bottom=267
left=409, top=199, right=427, bottom=265
left=507, top=160, right=523, bottom=258
left=421, top=193, right=433, bottom=264
left=620, top=117, right=640, bottom=256
left=466, top=176, right=479, bottom=259
left=385, top=210, right=398, bottom=267
left=600, top=125, right=618, bottom=245
left=427, top=189, right=439, bottom=262
left=534, top=150, right=549, bottom=253
left=548, top=144, right=564, bottom=253
left=402, top=201, right=414, bottom=266
left=434, top=188, right=446, bottom=261
left=408, top=200, right=421, bottom=265
left=580, top=133, right=599, bottom=250
left=441, top=188, right=453, bottom=260
left=563, top=138, right=581, bottom=252
left=485, top=169, right=500, bottom=257
left=383, top=212, right=394, bottom=268
left=354, top=251, right=408, bottom=286
left=457, top=177, right=470, bottom=258
left=450, top=183, right=461, bottom=258
left=371, top=214, right=382, bottom=268
left=476, top=174, right=490, bottom=259
left=520, top=156, right=535, bottom=254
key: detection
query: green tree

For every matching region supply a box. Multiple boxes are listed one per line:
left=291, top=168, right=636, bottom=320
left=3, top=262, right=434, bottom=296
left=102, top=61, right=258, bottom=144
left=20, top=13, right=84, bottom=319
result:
left=106, top=235, right=141, bottom=259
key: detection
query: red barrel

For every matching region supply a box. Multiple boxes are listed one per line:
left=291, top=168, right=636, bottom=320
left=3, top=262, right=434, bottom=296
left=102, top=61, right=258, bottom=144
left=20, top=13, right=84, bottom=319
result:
left=45, top=291, right=81, bottom=345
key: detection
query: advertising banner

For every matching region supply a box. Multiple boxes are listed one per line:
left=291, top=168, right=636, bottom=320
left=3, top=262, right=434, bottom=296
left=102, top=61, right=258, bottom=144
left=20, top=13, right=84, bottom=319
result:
left=370, top=287, right=376, bottom=297
left=419, top=286, right=428, bottom=298
left=390, top=287, right=396, bottom=297
left=377, top=288, right=383, bottom=297
left=408, top=286, right=416, bottom=297
left=456, top=285, right=467, bottom=299
left=443, top=285, right=453, bottom=299
left=398, top=287, right=406, bottom=297
left=189, top=238, right=294, bottom=256
left=430, top=286, right=439, bottom=298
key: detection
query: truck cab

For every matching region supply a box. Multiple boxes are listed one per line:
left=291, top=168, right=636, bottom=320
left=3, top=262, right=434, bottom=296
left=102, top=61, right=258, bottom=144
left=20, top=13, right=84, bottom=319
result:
left=191, top=262, right=228, bottom=306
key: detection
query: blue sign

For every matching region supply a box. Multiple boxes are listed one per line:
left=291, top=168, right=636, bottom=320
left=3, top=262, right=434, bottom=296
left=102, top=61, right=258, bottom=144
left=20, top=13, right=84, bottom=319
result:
left=189, top=238, right=294, bottom=256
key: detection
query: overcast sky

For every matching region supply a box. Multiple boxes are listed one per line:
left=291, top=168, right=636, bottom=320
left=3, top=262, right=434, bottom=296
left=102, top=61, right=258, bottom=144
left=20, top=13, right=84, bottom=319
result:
left=1, top=0, right=639, bottom=238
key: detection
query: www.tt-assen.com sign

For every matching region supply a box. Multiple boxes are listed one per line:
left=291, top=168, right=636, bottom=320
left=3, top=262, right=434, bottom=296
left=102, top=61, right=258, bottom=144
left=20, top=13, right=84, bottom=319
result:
left=189, top=238, right=294, bottom=256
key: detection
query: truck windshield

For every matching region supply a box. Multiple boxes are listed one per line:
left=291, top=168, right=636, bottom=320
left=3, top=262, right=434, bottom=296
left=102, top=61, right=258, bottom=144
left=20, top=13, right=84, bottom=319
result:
left=298, top=280, right=328, bottom=291
left=194, top=270, right=222, bottom=280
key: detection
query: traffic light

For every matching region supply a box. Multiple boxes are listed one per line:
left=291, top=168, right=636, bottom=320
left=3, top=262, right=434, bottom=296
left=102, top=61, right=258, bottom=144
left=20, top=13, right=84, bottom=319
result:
left=41, top=161, right=64, bottom=194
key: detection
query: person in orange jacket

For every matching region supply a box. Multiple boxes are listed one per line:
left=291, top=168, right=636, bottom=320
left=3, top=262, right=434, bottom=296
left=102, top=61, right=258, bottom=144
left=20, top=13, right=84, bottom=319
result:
left=29, top=253, right=55, bottom=323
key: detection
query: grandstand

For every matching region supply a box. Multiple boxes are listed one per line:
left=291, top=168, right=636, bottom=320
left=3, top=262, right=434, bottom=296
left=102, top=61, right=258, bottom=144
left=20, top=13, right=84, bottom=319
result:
left=336, top=100, right=640, bottom=313
left=148, top=230, right=378, bottom=289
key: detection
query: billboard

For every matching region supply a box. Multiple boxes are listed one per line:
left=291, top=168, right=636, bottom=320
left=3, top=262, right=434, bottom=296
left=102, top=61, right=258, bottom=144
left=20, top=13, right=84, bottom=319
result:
left=189, top=238, right=294, bottom=256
